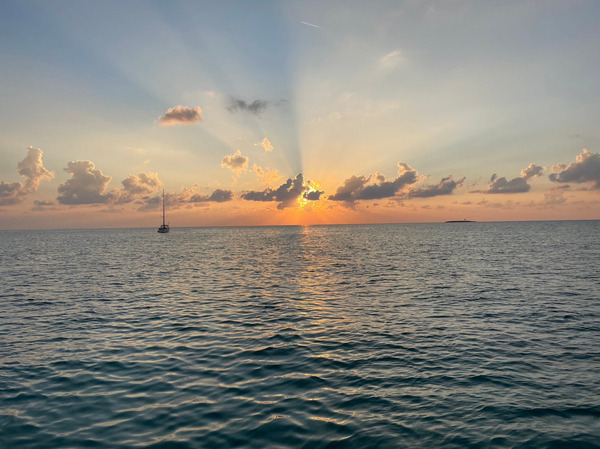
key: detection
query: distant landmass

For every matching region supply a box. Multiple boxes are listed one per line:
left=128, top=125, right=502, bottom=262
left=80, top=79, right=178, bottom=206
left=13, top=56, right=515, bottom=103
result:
left=445, top=219, right=476, bottom=223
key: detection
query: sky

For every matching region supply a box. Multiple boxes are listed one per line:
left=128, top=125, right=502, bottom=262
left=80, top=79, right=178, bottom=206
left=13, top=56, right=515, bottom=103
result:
left=1, top=0, right=600, bottom=229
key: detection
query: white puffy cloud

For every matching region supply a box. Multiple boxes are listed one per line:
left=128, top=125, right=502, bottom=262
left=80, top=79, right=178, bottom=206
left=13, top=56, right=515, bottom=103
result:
left=18, top=147, right=55, bottom=193
left=0, top=147, right=54, bottom=205
left=520, top=163, right=544, bottom=180
left=57, top=161, right=117, bottom=205
left=221, top=150, right=249, bottom=176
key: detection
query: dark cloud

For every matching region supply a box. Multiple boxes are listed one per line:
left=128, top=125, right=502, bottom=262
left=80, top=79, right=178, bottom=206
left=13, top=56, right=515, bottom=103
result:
left=549, top=149, right=600, bottom=189
left=226, top=97, right=286, bottom=115
left=227, top=98, right=269, bottom=114
left=486, top=176, right=530, bottom=194
left=0, top=147, right=54, bottom=206
left=57, top=161, right=117, bottom=205
left=485, top=162, right=543, bottom=194
left=328, top=175, right=369, bottom=203
left=157, top=105, right=203, bottom=126
left=0, top=182, right=22, bottom=206
left=304, top=189, right=324, bottom=201
left=410, top=176, right=465, bottom=198
left=241, top=173, right=309, bottom=209
left=190, top=189, right=233, bottom=203
left=329, top=162, right=419, bottom=206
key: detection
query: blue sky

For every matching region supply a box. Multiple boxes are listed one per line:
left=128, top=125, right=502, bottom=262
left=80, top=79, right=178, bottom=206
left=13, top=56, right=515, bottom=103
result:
left=1, top=1, right=599, bottom=228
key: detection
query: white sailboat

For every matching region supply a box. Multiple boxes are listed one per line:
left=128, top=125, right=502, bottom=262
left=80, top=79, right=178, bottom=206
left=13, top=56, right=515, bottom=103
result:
left=158, top=190, right=170, bottom=233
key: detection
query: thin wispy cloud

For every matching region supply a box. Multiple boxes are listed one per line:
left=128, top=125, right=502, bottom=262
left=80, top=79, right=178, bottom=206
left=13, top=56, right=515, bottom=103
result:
left=301, top=21, right=322, bottom=29
left=253, top=164, right=282, bottom=186
left=379, top=50, right=404, bottom=69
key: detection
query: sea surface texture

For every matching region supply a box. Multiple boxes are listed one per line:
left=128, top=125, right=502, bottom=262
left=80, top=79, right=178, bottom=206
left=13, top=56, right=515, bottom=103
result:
left=1, top=222, right=599, bottom=448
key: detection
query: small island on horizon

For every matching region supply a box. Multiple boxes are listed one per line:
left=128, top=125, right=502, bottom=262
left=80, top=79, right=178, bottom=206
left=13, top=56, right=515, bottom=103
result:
left=445, top=219, right=477, bottom=223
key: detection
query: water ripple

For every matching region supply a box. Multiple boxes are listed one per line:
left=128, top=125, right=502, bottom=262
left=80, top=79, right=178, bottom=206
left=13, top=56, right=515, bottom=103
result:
left=1, top=222, right=599, bottom=448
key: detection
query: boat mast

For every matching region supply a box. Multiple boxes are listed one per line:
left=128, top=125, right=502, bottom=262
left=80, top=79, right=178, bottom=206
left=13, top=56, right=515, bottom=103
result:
left=162, top=190, right=166, bottom=226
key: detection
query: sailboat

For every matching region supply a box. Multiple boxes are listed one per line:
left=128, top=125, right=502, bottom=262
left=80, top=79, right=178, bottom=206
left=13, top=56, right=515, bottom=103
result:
left=158, top=190, right=170, bottom=233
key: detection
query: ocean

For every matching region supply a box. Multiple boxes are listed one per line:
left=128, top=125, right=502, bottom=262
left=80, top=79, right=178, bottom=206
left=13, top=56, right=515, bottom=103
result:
left=1, top=222, right=599, bottom=448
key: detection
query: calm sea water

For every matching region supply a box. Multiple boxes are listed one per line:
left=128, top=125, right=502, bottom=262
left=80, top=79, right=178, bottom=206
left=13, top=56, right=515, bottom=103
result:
left=1, top=222, right=599, bottom=448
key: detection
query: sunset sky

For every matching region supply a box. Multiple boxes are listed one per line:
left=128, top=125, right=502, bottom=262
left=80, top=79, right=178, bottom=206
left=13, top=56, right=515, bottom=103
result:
left=1, top=0, right=599, bottom=229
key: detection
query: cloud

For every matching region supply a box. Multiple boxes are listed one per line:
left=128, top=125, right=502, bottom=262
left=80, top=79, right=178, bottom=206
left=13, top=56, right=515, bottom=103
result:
left=118, top=172, right=162, bottom=204
left=301, top=21, right=322, bottom=29
left=0, top=147, right=54, bottom=206
left=18, top=147, right=55, bottom=192
left=304, top=189, right=323, bottom=201
left=485, top=162, right=543, bottom=194
left=57, top=161, right=117, bottom=205
left=259, top=137, right=274, bottom=152
left=543, top=187, right=568, bottom=205
left=221, top=150, right=249, bottom=176
left=253, top=163, right=283, bottom=186
left=549, top=149, right=600, bottom=189
left=410, top=176, right=465, bottom=198
left=189, top=189, right=233, bottom=203
left=157, top=105, right=203, bottom=126
left=486, top=176, right=530, bottom=194
left=226, top=97, right=286, bottom=115
left=241, top=173, right=311, bottom=209
left=32, top=200, right=56, bottom=212
left=380, top=50, right=404, bottom=69
left=329, top=162, right=419, bottom=206
left=136, top=186, right=233, bottom=211
left=226, top=97, right=270, bottom=115
left=520, top=163, right=544, bottom=180
left=0, top=182, right=22, bottom=206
